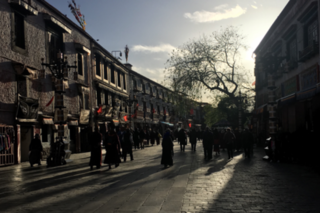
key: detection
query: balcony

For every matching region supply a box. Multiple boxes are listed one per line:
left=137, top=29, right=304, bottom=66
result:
left=142, top=87, right=150, bottom=95
left=299, top=41, right=319, bottom=62
left=133, top=84, right=142, bottom=92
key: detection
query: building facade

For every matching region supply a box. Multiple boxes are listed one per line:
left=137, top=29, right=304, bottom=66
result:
left=254, top=0, right=320, bottom=135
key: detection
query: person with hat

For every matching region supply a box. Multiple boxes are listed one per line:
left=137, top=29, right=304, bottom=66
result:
left=224, top=128, right=236, bottom=159
left=104, top=123, right=122, bottom=169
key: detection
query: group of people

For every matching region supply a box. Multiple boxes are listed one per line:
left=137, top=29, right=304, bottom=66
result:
left=28, top=125, right=254, bottom=170
left=173, top=127, right=254, bottom=161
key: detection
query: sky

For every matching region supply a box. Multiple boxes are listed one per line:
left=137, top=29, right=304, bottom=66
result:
left=46, top=0, right=289, bottom=96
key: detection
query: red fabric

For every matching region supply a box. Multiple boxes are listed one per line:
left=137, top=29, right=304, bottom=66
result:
left=164, top=109, right=167, bottom=115
left=188, top=123, right=192, bottom=128
left=124, top=115, right=128, bottom=122
left=97, top=105, right=103, bottom=114
left=45, top=96, right=54, bottom=107
left=152, top=108, right=155, bottom=113
left=190, top=109, right=194, bottom=115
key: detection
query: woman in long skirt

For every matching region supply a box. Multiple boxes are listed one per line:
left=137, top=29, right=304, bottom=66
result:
left=89, top=127, right=102, bottom=170
left=104, top=124, right=121, bottom=169
left=161, top=129, right=174, bottom=168
left=29, top=134, right=43, bottom=167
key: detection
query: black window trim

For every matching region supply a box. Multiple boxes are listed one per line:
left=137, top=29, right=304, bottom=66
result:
left=11, top=10, right=28, bottom=55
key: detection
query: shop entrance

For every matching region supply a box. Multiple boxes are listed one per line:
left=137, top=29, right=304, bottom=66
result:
left=20, top=126, right=33, bottom=162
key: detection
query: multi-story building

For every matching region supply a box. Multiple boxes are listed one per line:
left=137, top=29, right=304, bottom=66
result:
left=254, top=0, right=320, bottom=135
left=0, top=0, right=129, bottom=166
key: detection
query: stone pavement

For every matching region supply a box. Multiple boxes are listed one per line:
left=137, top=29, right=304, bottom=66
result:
left=0, top=141, right=320, bottom=213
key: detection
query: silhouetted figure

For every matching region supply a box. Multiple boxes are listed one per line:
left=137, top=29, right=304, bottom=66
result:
left=89, top=127, right=102, bottom=170
left=242, top=128, right=254, bottom=159
left=202, top=127, right=213, bottom=160
left=133, top=128, right=140, bottom=150
left=104, top=124, right=121, bottom=169
left=189, top=128, right=197, bottom=151
left=123, top=128, right=134, bottom=162
left=161, top=129, right=174, bottom=168
left=156, top=129, right=161, bottom=145
left=150, top=129, right=156, bottom=146
left=178, top=128, right=187, bottom=151
left=213, top=129, right=220, bottom=156
left=139, top=128, right=145, bottom=149
left=224, top=128, right=235, bottom=159
left=29, top=134, right=43, bottom=167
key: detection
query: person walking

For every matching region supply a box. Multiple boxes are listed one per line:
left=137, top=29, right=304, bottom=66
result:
left=123, top=127, right=134, bottom=162
left=139, top=128, right=145, bottom=149
left=189, top=128, right=197, bottom=151
left=150, top=128, right=156, bottom=146
left=161, top=129, right=174, bottom=168
left=156, top=129, right=161, bottom=145
left=242, top=128, right=254, bottom=159
left=202, top=127, right=213, bottom=160
left=89, top=127, right=102, bottom=170
left=133, top=128, right=140, bottom=150
left=224, top=128, right=236, bottom=159
left=29, top=134, right=43, bottom=167
left=104, top=124, right=122, bottom=169
left=213, top=129, right=220, bottom=156
left=178, top=128, right=187, bottom=151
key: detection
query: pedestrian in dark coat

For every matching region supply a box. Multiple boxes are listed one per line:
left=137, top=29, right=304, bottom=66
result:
left=178, top=128, right=187, bottom=151
left=242, top=128, right=254, bottom=159
left=133, top=128, right=140, bottom=150
left=29, top=134, right=43, bottom=167
left=123, top=128, right=134, bottom=162
left=89, top=127, right=102, bottom=170
left=202, top=128, right=213, bottom=160
left=224, top=128, right=236, bottom=159
left=189, top=128, right=197, bottom=151
left=174, top=129, right=179, bottom=142
left=213, top=129, right=220, bottom=156
left=161, top=129, right=174, bottom=168
left=156, top=129, right=161, bottom=145
left=104, top=124, right=122, bottom=169
left=139, top=129, right=145, bottom=149
left=150, top=129, right=156, bottom=146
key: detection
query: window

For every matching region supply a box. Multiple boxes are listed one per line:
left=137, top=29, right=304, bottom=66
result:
left=111, top=66, right=115, bottom=83
left=96, top=57, right=101, bottom=76
left=42, top=126, right=48, bottom=142
left=104, top=64, right=108, bottom=80
left=287, top=38, right=297, bottom=62
left=97, top=88, right=101, bottom=106
left=77, top=53, right=83, bottom=76
left=306, top=19, right=318, bottom=47
left=13, top=12, right=25, bottom=49
left=123, top=74, right=126, bottom=90
left=118, top=71, right=121, bottom=87
left=48, top=31, right=63, bottom=64
left=84, top=94, right=89, bottom=110
left=104, top=91, right=108, bottom=105
left=142, top=84, right=145, bottom=93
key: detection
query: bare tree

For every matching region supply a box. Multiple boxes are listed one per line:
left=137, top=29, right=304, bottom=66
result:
left=165, top=26, right=250, bottom=99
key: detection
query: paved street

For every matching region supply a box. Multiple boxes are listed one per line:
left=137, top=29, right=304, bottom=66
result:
left=1, top=141, right=320, bottom=213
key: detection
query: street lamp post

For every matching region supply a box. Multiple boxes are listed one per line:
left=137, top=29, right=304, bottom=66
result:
left=41, top=50, right=77, bottom=167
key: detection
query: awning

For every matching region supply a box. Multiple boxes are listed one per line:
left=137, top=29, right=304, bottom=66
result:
left=68, top=120, right=78, bottom=126
left=43, top=118, right=54, bottom=125
left=79, top=109, right=90, bottom=125
left=113, top=119, right=120, bottom=126
left=43, top=13, right=71, bottom=34
left=297, top=87, right=316, bottom=101
left=160, top=121, right=174, bottom=126
left=16, top=95, right=39, bottom=121
left=255, top=104, right=267, bottom=114
left=279, top=93, right=296, bottom=107
left=8, top=0, right=38, bottom=16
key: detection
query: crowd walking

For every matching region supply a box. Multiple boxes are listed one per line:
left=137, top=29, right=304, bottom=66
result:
left=28, top=123, right=259, bottom=171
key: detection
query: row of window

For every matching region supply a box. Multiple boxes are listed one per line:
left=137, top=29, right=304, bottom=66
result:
left=133, top=79, right=172, bottom=101
left=95, top=56, right=127, bottom=90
